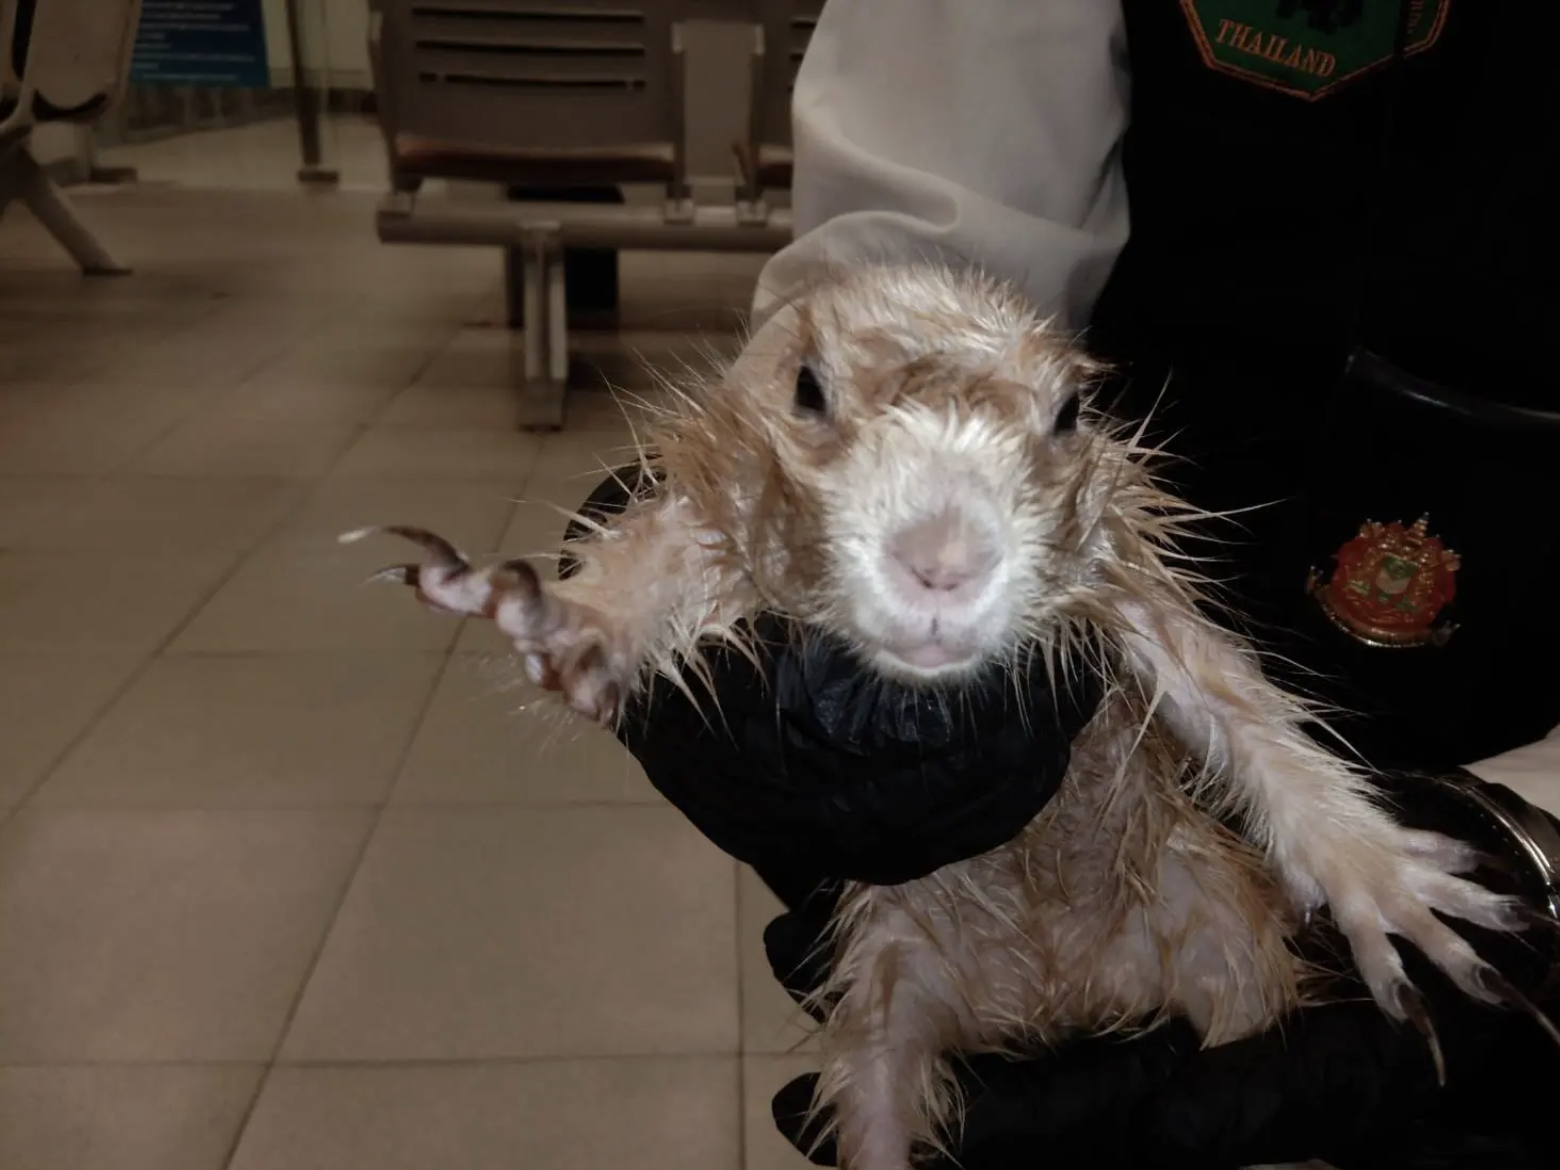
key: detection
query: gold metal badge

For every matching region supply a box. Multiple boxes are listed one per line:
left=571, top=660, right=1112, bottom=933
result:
left=1306, top=516, right=1461, bottom=648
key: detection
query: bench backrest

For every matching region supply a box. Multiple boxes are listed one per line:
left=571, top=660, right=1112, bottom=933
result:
left=370, top=0, right=682, bottom=155
left=754, top=0, right=821, bottom=152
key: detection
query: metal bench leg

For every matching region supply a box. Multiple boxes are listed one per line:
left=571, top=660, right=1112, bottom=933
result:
left=516, top=230, right=567, bottom=433
left=12, top=148, right=131, bottom=276
left=546, top=246, right=570, bottom=421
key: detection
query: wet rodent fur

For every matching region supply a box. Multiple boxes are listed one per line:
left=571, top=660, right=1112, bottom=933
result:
left=352, top=263, right=1545, bottom=1170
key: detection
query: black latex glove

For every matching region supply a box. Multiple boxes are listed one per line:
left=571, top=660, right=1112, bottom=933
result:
left=762, top=772, right=1560, bottom=1170
left=764, top=902, right=1560, bottom=1170
left=559, top=466, right=1103, bottom=892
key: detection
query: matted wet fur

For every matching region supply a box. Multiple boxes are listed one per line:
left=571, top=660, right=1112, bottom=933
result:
left=347, top=263, right=1549, bottom=1170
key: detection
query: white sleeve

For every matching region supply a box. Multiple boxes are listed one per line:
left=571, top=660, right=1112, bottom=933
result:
left=1464, top=725, right=1560, bottom=820
left=752, top=0, right=1132, bottom=335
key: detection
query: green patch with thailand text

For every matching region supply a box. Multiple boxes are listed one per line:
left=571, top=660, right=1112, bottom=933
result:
left=1180, top=0, right=1450, bottom=100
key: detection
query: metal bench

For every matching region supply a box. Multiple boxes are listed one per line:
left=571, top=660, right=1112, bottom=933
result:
left=733, top=0, right=821, bottom=211
left=367, top=0, right=793, bottom=432
left=0, top=0, right=141, bottom=275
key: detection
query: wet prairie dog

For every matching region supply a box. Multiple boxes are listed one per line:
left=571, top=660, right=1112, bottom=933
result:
left=349, top=263, right=1534, bottom=1170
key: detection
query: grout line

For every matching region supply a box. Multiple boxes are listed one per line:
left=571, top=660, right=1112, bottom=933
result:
left=217, top=649, right=463, bottom=1170
left=5, top=468, right=344, bottom=815
left=380, top=492, right=516, bottom=813
left=3, top=651, right=162, bottom=816
left=0, top=1051, right=737, bottom=1071
left=0, top=393, right=481, bottom=814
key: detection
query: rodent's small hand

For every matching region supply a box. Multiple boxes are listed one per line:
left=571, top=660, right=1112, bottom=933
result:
left=341, top=525, right=626, bottom=725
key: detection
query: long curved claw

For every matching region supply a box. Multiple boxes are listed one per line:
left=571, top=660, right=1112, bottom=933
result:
left=1394, top=983, right=1446, bottom=1086
left=341, top=525, right=488, bottom=616
left=340, top=525, right=469, bottom=568
left=1476, top=965, right=1560, bottom=1050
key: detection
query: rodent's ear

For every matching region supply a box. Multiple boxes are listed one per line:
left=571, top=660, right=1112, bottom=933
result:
left=1061, top=349, right=1112, bottom=388
left=1049, top=348, right=1110, bottom=434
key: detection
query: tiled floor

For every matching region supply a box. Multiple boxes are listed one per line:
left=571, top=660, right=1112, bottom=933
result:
left=95, top=115, right=396, bottom=194
left=0, top=166, right=818, bottom=1169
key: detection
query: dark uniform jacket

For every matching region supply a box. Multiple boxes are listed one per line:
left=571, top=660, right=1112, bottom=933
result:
left=1093, top=0, right=1560, bottom=773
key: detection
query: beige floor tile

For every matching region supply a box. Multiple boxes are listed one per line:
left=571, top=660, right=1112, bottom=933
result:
left=0, top=550, right=237, bottom=653
left=196, top=378, right=405, bottom=427
left=739, top=866, right=823, bottom=1057
left=127, top=417, right=363, bottom=478
left=744, top=1055, right=823, bottom=1170
left=410, top=325, right=528, bottom=391
left=0, top=380, right=216, bottom=421
left=71, top=323, right=287, bottom=391
left=331, top=425, right=544, bottom=481
left=0, top=1065, right=265, bottom=1170
left=10, top=476, right=305, bottom=553
left=0, top=329, right=158, bottom=386
left=560, top=386, right=666, bottom=435
left=239, top=341, right=447, bottom=397
left=264, top=476, right=519, bottom=556
left=524, top=433, right=642, bottom=504
left=0, top=402, right=179, bottom=475
left=279, top=806, right=738, bottom=1061
left=0, top=654, right=147, bottom=810
left=0, top=809, right=372, bottom=1061
left=500, top=495, right=578, bottom=558
left=227, top=1058, right=740, bottom=1170
left=0, top=476, right=95, bottom=546
left=168, top=542, right=464, bottom=653
left=393, top=655, right=660, bottom=806
left=35, top=652, right=444, bottom=809
left=376, top=382, right=526, bottom=431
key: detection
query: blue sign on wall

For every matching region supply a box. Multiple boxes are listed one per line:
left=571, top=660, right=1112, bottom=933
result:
left=130, top=0, right=272, bottom=88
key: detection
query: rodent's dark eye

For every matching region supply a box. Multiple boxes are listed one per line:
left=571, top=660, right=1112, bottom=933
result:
left=1053, top=391, right=1081, bottom=434
left=794, top=362, right=827, bottom=415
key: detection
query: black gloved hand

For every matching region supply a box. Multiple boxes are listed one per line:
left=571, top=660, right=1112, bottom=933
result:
left=558, top=468, right=1559, bottom=1167
left=559, top=466, right=1104, bottom=894
left=761, top=768, right=1560, bottom=1170
left=762, top=898, right=1558, bottom=1170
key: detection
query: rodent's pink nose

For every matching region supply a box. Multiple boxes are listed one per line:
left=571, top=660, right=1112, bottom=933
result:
left=889, top=512, right=997, bottom=594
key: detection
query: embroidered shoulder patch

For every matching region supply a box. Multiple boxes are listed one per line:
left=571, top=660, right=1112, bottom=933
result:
left=1180, top=0, right=1450, bottom=101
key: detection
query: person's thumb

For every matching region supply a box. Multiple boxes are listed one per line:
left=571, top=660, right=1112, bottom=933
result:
left=771, top=1072, right=837, bottom=1165
left=763, top=910, right=835, bottom=1020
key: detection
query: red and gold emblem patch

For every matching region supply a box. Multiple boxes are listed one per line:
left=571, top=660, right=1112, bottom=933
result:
left=1306, top=516, right=1460, bottom=647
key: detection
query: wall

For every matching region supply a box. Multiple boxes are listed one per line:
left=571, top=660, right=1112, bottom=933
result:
left=259, top=1, right=754, bottom=184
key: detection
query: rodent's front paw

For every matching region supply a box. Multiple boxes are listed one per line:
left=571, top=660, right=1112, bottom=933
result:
left=341, top=524, right=628, bottom=724
left=1304, top=825, right=1557, bottom=1076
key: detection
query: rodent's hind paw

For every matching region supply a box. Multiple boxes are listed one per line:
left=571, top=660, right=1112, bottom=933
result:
left=342, top=524, right=625, bottom=724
